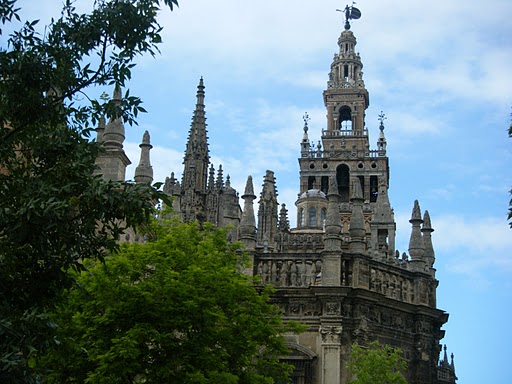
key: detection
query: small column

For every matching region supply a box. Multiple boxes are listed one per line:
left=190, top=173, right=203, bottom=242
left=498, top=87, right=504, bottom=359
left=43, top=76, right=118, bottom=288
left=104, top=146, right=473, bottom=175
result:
left=319, top=325, right=343, bottom=384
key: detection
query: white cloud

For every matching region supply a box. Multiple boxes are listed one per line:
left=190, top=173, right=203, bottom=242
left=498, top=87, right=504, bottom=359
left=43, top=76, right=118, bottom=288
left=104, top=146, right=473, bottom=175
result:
left=394, top=211, right=512, bottom=289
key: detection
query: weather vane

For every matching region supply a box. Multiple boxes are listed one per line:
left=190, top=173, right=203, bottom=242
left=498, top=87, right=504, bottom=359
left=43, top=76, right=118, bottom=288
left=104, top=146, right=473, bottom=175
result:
left=378, top=111, right=387, bottom=130
left=303, top=112, right=310, bottom=125
left=336, top=2, right=361, bottom=30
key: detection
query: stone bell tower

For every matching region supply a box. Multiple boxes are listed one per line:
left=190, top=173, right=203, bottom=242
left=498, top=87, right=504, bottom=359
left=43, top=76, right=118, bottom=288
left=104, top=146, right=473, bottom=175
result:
left=247, top=6, right=456, bottom=384
left=297, top=12, right=394, bottom=258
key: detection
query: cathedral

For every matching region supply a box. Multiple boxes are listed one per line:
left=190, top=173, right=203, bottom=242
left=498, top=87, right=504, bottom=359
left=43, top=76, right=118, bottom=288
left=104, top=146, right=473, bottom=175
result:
left=95, top=7, right=457, bottom=384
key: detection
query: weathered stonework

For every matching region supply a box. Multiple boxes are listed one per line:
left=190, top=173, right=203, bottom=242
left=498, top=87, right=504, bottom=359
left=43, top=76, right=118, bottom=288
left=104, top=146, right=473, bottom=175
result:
left=95, top=13, right=456, bottom=384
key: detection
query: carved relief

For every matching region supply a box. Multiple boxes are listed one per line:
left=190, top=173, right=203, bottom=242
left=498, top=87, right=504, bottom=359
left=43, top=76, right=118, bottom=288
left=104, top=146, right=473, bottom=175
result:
left=256, top=259, right=322, bottom=288
left=320, top=326, right=342, bottom=344
left=326, top=302, right=341, bottom=316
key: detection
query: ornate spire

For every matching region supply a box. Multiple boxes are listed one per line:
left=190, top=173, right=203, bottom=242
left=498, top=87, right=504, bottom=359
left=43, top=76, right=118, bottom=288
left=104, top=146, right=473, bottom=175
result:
left=408, top=200, right=426, bottom=272
left=239, top=176, right=257, bottom=259
left=421, top=210, right=436, bottom=280
left=134, top=131, right=153, bottom=184
left=207, top=164, right=215, bottom=191
left=257, top=170, right=279, bottom=249
left=279, top=203, right=290, bottom=232
left=216, top=164, right=224, bottom=189
left=349, top=178, right=366, bottom=252
left=182, top=77, right=209, bottom=194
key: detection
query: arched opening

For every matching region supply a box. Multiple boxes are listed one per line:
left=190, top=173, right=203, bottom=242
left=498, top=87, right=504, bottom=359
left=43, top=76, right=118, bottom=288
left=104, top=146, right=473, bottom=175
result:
left=338, top=106, right=352, bottom=130
left=320, top=208, right=327, bottom=225
left=308, top=207, right=317, bottom=227
left=282, top=344, right=317, bottom=384
left=320, top=176, right=329, bottom=194
left=336, top=164, right=350, bottom=202
left=308, top=176, right=316, bottom=190
left=370, top=176, right=379, bottom=203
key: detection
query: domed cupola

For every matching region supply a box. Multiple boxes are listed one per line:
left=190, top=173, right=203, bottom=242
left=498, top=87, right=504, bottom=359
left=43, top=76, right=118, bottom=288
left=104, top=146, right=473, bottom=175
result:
left=295, top=188, right=328, bottom=229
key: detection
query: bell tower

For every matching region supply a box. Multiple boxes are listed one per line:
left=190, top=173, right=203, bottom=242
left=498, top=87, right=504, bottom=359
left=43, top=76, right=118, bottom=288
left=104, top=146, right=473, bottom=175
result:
left=296, top=5, right=394, bottom=255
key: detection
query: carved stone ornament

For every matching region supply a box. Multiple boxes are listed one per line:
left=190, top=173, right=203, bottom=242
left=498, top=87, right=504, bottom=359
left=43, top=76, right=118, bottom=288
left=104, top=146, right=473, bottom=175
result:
left=320, top=325, right=342, bottom=344
left=326, top=302, right=341, bottom=316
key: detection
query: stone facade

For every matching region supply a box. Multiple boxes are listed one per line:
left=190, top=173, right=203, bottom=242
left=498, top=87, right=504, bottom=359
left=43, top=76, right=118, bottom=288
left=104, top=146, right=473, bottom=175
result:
left=96, top=16, right=456, bottom=384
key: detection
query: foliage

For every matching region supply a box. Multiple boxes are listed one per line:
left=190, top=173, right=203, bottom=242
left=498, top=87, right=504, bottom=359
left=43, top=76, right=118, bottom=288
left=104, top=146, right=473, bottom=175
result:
left=0, top=0, right=176, bottom=380
left=38, top=220, right=298, bottom=384
left=347, top=341, right=408, bottom=384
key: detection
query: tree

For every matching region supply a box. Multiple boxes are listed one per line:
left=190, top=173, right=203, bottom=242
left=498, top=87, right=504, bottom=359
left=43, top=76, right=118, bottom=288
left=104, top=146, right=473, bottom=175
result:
left=38, top=220, right=297, bottom=384
left=0, top=0, right=176, bottom=380
left=347, top=341, right=408, bottom=384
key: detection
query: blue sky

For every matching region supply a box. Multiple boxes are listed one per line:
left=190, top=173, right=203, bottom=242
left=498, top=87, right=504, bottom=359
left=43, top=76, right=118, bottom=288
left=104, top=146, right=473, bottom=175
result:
left=8, top=0, right=512, bottom=383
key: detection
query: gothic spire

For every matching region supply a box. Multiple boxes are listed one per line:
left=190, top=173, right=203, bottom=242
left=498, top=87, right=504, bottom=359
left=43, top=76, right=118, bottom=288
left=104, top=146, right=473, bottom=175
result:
left=279, top=203, right=290, bottom=232
left=216, top=164, right=224, bottom=189
left=257, top=170, right=279, bottom=248
left=207, top=163, right=215, bottom=191
left=408, top=200, right=426, bottom=272
left=239, top=175, right=257, bottom=249
left=134, top=130, right=153, bottom=184
left=422, top=210, right=436, bottom=276
left=182, top=77, right=209, bottom=194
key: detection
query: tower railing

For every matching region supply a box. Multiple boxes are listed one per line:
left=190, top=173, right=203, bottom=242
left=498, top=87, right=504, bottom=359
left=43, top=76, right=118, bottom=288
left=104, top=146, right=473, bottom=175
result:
left=322, top=128, right=369, bottom=137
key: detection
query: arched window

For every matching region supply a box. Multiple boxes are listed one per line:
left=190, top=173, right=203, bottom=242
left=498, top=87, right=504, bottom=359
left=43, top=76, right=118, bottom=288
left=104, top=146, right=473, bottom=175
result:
left=338, top=106, right=352, bottom=130
left=321, top=208, right=327, bottom=224
left=308, top=207, right=317, bottom=227
left=336, top=164, right=350, bottom=202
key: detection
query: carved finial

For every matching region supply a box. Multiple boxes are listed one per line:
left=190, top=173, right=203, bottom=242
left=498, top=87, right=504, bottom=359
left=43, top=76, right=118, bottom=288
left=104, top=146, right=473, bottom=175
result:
left=244, top=175, right=255, bottom=196
left=410, top=200, right=422, bottom=222
left=142, top=130, right=150, bottom=145
left=422, top=210, right=433, bottom=231
left=113, top=83, right=122, bottom=101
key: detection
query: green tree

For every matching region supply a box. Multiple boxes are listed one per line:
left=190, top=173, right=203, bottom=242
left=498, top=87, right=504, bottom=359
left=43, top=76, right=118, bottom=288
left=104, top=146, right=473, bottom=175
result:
left=0, top=0, right=176, bottom=380
left=347, top=341, right=408, bottom=384
left=39, top=220, right=297, bottom=384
